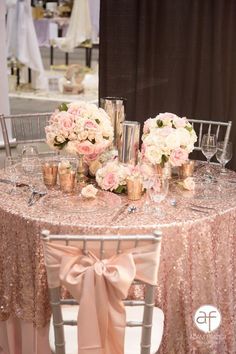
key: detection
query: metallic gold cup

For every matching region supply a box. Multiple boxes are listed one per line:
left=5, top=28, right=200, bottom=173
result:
left=42, top=163, right=58, bottom=187
left=127, top=177, right=143, bottom=201
left=179, top=160, right=195, bottom=179
left=59, top=171, right=76, bottom=193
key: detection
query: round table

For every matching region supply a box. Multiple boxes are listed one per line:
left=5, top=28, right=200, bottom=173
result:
left=0, top=169, right=236, bottom=354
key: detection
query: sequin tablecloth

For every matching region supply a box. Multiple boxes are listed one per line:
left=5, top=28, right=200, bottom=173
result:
left=0, top=171, right=236, bottom=354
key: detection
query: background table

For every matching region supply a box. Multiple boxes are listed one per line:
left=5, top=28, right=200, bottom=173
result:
left=0, top=171, right=236, bottom=354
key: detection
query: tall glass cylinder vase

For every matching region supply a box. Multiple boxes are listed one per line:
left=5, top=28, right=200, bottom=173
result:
left=118, top=121, right=140, bottom=166
left=100, top=97, right=126, bottom=150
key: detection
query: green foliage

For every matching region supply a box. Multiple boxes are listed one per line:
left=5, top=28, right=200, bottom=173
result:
left=156, top=119, right=163, bottom=128
left=58, top=103, right=68, bottom=112
left=114, top=185, right=127, bottom=194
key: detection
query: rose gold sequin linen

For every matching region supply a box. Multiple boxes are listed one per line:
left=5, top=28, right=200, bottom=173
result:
left=0, top=172, right=236, bottom=354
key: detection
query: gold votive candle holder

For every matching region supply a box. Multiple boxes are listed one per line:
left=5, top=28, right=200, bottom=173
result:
left=127, top=177, right=143, bottom=201
left=59, top=171, right=76, bottom=193
left=42, top=162, right=58, bottom=187
left=179, top=160, right=195, bottom=179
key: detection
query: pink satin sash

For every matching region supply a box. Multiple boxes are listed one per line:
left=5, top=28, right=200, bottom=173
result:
left=43, top=241, right=161, bottom=354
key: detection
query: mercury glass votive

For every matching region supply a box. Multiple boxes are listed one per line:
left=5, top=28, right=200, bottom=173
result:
left=127, top=176, right=143, bottom=201
left=59, top=170, right=76, bottom=193
left=179, top=160, right=195, bottom=179
left=42, top=162, right=58, bottom=187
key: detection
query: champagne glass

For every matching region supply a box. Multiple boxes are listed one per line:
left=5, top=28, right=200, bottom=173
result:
left=216, top=141, right=232, bottom=174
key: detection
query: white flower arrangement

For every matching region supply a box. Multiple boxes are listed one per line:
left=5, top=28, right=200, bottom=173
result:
left=141, top=112, right=197, bottom=167
left=45, top=101, right=114, bottom=159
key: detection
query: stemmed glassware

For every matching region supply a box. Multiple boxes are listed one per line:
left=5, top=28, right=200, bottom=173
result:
left=201, top=134, right=217, bottom=165
left=216, top=141, right=232, bottom=174
left=4, top=156, right=21, bottom=194
left=145, top=174, right=169, bottom=215
left=200, top=134, right=217, bottom=179
left=21, top=145, right=40, bottom=174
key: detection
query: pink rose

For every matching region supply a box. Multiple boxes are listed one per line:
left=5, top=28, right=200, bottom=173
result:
left=58, top=112, right=75, bottom=131
left=84, top=120, right=98, bottom=130
left=141, top=143, right=146, bottom=157
left=172, top=116, right=187, bottom=128
left=101, top=172, right=119, bottom=190
left=94, top=143, right=106, bottom=155
left=84, top=152, right=99, bottom=162
left=169, top=148, right=188, bottom=167
left=76, top=141, right=95, bottom=155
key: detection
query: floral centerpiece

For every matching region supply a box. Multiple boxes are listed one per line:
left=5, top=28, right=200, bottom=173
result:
left=96, top=160, right=130, bottom=193
left=141, top=112, right=197, bottom=167
left=45, top=101, right=114, bottom=160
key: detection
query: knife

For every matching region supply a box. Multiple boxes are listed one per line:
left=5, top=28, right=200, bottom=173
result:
left=0, top=178, right=29, bottom=187
left=111, top=203, right=129, bottom=222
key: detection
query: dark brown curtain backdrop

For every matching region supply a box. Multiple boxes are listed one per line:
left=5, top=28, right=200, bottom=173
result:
left=99, top=0, right=236, bottom=170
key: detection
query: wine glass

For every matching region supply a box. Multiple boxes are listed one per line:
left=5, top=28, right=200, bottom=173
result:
left=201, top=134, right=217, bottom=164
left=201, top=134, right=217, bottom=178
left=21, top=145, right=39, bottom=174
left=216, top=141, right=232, bottom=174
left=146, top=175, right=169, bottom=215
left=4, top=156, right=21, bottom=194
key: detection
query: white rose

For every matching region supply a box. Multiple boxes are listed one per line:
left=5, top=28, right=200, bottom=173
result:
left=65, top=141, right=77, bottom=155
left=56, top=134, right=66, bottom=143
left=165, top=131, right=180, bottom=150
left=182, top=177, right=195, bottom=191
left=81, top=184, right=98, bottom=199
left=177, top=128, right=191, bottom=146
left=145, top=146, right=162, bottom=164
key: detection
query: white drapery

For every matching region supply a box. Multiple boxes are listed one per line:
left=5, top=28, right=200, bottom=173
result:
left=0, top=1, right=12, bottom=146
left=6, top=0, right=48, bottom=90
left=54, top=0, right=100, bottom=53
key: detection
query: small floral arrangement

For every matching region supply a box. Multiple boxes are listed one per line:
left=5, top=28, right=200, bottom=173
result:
left=85, top=148, right=118, bottom=176
left=141, top=112, right=197, bottom=167
left=45, top=101, right=114, bottom=159
left=81, top=184, right=98, bottom=198
left=95, top=160, right=130, bottom=193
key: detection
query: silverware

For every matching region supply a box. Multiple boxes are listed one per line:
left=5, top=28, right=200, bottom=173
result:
left=0, top=178, right=29, bottom=188
left=111, top=203, right=129, bottom=222
left=170, top=199, right=177, bottom=207
left=127, top=205, right=137, bottom=214
left=189, top=206, right=209, bottom=214
left=190, top=203, right=216, bottom=211
left=28, top=190, right=47, bottom=206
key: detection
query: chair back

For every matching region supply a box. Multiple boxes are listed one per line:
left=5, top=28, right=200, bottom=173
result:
left=188, top=118, right=232, bottom=151
left=0, top=112, right=52, bottom=157
left=41, top=230, right=162, bottom=354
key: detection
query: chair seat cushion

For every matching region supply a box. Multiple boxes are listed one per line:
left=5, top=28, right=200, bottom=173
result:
left=49, top=305, right=164, bottom=354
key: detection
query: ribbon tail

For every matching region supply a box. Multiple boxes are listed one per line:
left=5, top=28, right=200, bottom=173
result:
left=78, top=268, right=103, bottom=353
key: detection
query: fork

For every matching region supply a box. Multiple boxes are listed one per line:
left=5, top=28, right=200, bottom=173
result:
left=28, top=190, right=47, bottom=206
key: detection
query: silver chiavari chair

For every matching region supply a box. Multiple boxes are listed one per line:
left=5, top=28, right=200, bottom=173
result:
left=41, top=230, right=164, bottom=354
left=188, top=119, right=232, bottom=151
left=0, top=112, right=52, bottom=157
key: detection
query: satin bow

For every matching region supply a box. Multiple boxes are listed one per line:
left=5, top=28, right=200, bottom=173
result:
left=44, top=242, right=160, bottom=354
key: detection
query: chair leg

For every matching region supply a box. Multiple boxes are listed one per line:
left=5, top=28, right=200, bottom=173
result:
left=86, top=47, right=92, bottom=68
left=50, top=45, right=54, bottom=66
